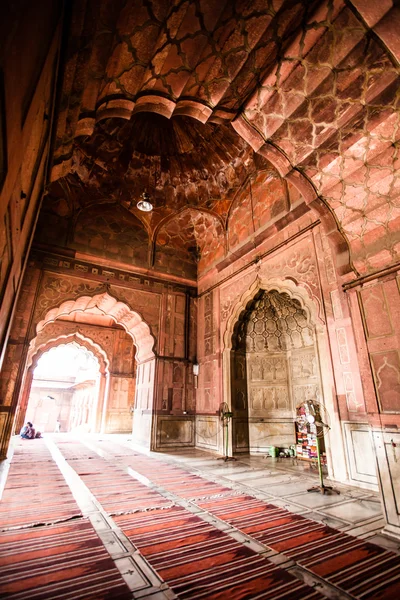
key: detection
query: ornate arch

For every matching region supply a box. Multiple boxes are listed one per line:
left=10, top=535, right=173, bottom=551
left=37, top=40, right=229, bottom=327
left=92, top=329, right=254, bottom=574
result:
left=223, top=276, right=323, bottom=352
left=27, top=332, right=109, bottom=375
left=152, top=205, right=226, bottom=243
left=36, top=291, right=155, bottom=363
left=152, top=206, right=227, bottom=274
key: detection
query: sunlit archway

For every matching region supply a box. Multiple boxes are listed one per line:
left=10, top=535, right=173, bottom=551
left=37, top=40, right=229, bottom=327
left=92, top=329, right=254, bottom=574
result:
left=25, top=343, right=100, bottom=434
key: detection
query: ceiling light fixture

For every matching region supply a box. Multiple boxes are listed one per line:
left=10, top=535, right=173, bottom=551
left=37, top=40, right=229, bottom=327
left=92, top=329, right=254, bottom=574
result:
left=137, top=191, right=153, bottom=212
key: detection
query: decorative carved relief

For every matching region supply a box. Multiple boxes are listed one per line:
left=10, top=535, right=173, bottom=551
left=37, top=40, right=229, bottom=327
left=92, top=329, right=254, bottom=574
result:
left=32, top=321, right=114, bottom=358
left=221, top=272, right=257, bottom=323
left=235, top=355, right=246, bottom=380
left=336, top=327, right=350, bottom=365
left=248, top=354, right=287, bottom=382
left=250, top=386, right=290, bottom=413
left=293, top=384, right=320, bottom=407
left=291, top=351, right=318, bottom=380
left=109, top=285, right=161, bottom=339
left=320, top=234, right=337, bottom=285
left=235, top=389, right=246, bottom=410
left=231, top=289, right=321, bottom=421
left=241, top=290, right=313, bottom=352
left=343, top=371, right=361, bottom=413
left=221, top=237, right=322, bottom=329
left=251, top=388, right=263, bottom=410
left=204, top=291, right=214, bottom=357
left=330, top=290, right=343, bottom=321
left=34, top=274, right=104, bottom=326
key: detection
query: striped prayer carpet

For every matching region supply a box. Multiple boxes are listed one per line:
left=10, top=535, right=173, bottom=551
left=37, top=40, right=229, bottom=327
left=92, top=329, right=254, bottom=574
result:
left=197, top=495, right=400, bottom=599
left=114, top=506, right=323, bottom=600
left=52, top=439, right=400, bottom=598
left=0, top=439, right=81, bottom=529
left=55, top=441, right=323, bottom=598
left=82, top=440, right=400, bottom=599
left=52, top=440, right=173, bottom=513
left=0, top=520, right=132, bottom=600
left=86, top=439, right=237, bottom=500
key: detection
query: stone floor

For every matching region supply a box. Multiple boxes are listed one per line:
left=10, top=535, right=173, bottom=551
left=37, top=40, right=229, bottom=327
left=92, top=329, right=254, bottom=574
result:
left=2, top=434, right=400, bottom=600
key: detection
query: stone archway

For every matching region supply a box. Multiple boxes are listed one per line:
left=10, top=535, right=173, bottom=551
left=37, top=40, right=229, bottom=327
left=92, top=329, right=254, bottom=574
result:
left=36, top=291, right=155, bottom=364
left=16, top=332, right=110, bottom=435
left=223, top=277, right=348, bottom=482
left=230, top=288, right=320, bottom=455
left=10, top=289, right=157, bottom=448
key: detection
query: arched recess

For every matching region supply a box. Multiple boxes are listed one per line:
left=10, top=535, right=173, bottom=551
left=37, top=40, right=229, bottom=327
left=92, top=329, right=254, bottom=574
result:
left=17, top=333, right=110, bottom=435
left=153, top=207, right=226, bottom=279
left=31, top=291, right=156, bottom=446
left=71, top=204, right=150, bottom=269
left=222, top=276, right=348, bottom=482
left=36, top=291, right=155, bottom=364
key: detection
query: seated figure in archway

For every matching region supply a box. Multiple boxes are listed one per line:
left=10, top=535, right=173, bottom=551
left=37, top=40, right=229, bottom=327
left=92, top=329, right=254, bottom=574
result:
left=20, top=422, right=35, bottom=439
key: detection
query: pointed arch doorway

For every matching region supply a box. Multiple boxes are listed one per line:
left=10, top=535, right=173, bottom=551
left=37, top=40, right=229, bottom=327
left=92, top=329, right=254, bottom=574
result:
left=15, top=291, right=156, bottom=446
left=230, top=287, right=322, bottom=454
left=23, top=341, right=102, bottom=435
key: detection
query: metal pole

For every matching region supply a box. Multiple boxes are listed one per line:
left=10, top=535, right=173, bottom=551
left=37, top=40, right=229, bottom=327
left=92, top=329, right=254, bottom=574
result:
left=316, top=434, right=324, bottom=489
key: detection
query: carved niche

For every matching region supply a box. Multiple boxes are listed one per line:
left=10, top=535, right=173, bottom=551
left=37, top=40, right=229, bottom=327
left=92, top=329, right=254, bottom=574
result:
left=232, top=289, right=320, bottom=419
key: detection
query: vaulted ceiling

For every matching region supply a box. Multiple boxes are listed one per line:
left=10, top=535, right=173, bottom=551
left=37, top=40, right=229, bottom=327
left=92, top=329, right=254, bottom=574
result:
left=39, top=0, right=400, bottom=280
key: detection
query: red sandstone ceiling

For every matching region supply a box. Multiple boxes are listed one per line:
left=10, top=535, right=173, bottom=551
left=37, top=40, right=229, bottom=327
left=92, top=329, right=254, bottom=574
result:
left=41, top=0, right=400, bottom=278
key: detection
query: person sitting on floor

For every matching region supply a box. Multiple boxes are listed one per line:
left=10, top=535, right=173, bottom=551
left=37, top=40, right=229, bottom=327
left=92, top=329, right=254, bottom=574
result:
left=20, top=422, right=35, bottom=439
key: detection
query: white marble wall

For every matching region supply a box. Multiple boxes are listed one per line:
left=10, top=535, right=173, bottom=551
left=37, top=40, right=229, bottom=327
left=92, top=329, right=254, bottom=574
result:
left=343, top=422, right=378, bottom=490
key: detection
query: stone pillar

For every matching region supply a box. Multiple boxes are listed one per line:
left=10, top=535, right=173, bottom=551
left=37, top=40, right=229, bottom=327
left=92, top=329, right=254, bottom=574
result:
left=132, top=358, right=156, bottom=449
left=15, top=366, right=35, bottom=434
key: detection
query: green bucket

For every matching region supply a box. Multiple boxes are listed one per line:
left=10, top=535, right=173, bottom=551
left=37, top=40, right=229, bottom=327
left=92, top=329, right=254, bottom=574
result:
left=269, top=446, right=279, bottom=458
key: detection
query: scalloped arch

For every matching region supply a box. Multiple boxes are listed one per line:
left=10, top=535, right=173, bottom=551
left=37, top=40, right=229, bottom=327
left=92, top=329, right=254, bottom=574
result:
left=153, top=205, right=226, bottom=243
left=27, top=332, right=110, bottom=375
left=36, top=292, right=155, bottom=363
left=153, top=206, right=226, bottom=273
left=223, top=276, right=323, bottom=352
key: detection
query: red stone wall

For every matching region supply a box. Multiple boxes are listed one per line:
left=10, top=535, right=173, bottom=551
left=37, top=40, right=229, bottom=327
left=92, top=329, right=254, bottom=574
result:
left=195, top=217, right=372, bottom=483
left=0, top=0, right=62, bottom=362
left=0, top=254, right=197, bottom=456
left=354, top=278, right=400, bottom=422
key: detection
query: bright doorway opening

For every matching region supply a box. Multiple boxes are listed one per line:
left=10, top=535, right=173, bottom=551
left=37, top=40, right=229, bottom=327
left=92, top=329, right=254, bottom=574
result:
left=25, top=343, right=100, bottom=434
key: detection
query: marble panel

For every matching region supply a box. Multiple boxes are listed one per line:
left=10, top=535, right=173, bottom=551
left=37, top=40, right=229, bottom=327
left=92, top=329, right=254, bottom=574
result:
left=322, top=499, right=382, bottom=523
left=249, top=420, right=295, bottom=452
left=343, top=422, right=378, bottom=489
left=157, top=416, right=194, bottom=448
left=132, top=410, right=152, bottom=449
left=195, top=416, right=219, bottom=450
